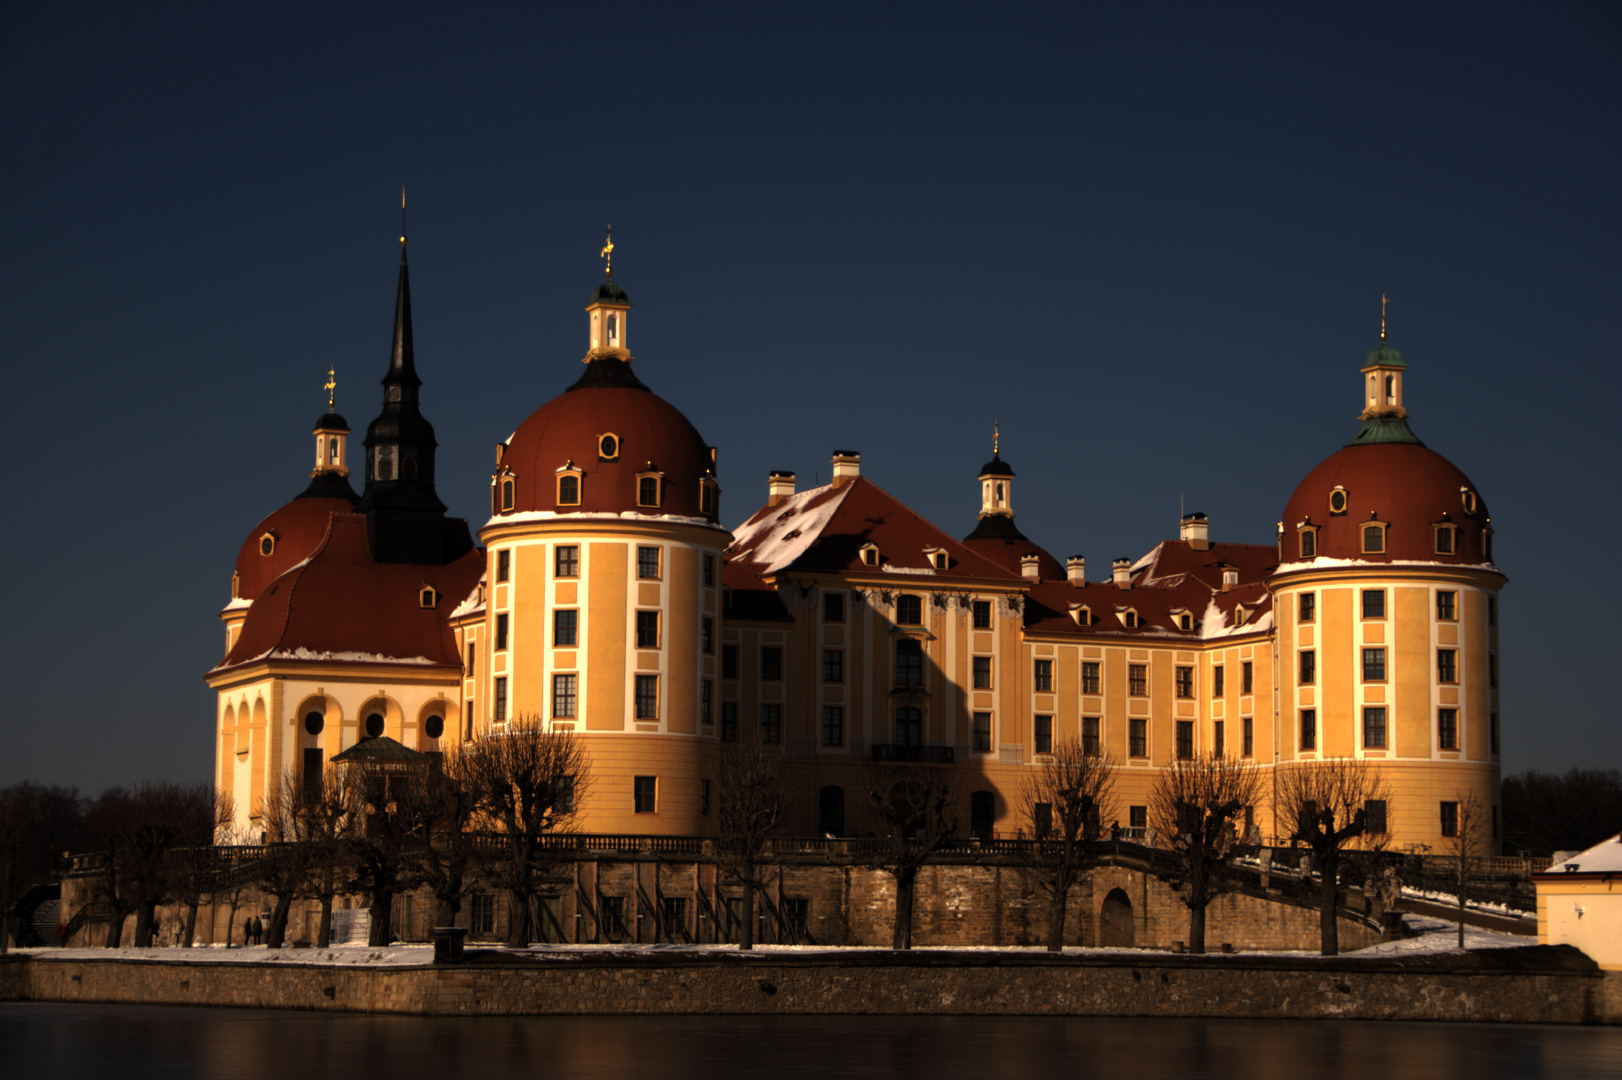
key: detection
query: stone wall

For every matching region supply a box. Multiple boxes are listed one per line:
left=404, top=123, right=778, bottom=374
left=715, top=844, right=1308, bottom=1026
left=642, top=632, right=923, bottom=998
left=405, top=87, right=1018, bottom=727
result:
left=3, top=950, right=1616, bottom=1024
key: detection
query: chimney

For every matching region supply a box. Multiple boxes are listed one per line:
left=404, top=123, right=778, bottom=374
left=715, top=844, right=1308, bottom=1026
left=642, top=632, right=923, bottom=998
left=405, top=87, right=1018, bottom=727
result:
left=1066, top=556, right=1086, bottom=584
left=1112, top=558, right=1132, bottom=589
left=767, top=470, right=796, bottom=508
left=1180, top=512, right=1210, bottom=551
left=1221, top=567, right=1239, bottom=593
left=1020, top=554, right=1041, bottom=580
left=831, top=450, right=861, bottom=484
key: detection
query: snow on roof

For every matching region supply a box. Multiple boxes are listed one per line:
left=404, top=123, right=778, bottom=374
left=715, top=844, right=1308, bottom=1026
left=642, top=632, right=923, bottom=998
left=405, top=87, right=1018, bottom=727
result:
left=1545, top=833, right=1622, bottom=875
left=1199, top=595, right=1275, bottom=640
left=220, top=597, right=253, bottom=614
left=269, top=647, right=442, bottom=665
left=882, top=565, right=937, bottom=575
left=726, top=482, right=850, bottom=576
left=449, top=574, right=487, bottom=620
left=1275, top=557, right=1501, bottom=574
left=483, top=509, right=725, bottom=530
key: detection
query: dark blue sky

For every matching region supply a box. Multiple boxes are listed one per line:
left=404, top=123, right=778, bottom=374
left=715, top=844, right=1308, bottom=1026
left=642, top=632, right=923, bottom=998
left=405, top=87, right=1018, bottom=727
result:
left=3, top=1, right=1617, bottom=791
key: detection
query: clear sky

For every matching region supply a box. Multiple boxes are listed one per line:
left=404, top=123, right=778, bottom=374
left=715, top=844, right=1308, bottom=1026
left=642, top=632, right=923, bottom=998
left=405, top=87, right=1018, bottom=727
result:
left=2, top=1, right=1617, bottom=792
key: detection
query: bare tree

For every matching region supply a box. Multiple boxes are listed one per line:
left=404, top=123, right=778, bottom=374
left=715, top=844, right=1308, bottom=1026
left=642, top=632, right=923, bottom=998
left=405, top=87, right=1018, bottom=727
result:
left=864, top=764, right=961, bottom=950
left=1447, top=791, right=1489, bottom=950
left=165, top=789, right=235, bottom=947
left=1275, top=757, right=1392, bottom=956
left=0, top=783, right=88, bottom=953
left=210, top=820, right=258, bottom=948
left=85, top=783, right=218, bottom=947
left=1501, top=768, right=1622, bottom=856
left=1024, top=740, right=1117, bottom=952
left=711, top=739, right=791, bottom=950
left=264, top=766, right=362, bottom=948
left=417, top=753, right=483, bottom=930
left=259, top=778, right=326, bottom=948
left=1148, top=754, right=1263, bottom=954
left=462, top=716, right=590, bottom=948
left=344, top=758, right=438, bottom=947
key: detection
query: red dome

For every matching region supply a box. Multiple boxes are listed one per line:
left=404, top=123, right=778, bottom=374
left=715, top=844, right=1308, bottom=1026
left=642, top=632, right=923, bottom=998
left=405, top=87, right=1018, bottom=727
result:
left=1280, top=442, right=1492, bottom=565
left=233, top=492, right=358, bottom=601
left=498, top=361, right=715, bottom=520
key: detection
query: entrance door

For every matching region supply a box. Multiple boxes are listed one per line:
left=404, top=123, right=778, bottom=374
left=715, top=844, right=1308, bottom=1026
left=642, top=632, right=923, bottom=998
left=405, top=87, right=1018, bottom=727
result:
left=1100, top=887, right=1134, bottom=947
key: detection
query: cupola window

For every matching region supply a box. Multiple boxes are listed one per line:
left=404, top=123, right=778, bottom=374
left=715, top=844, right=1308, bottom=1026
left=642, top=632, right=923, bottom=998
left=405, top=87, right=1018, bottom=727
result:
left=557, top=463, right=583, bottom=507
left=420, top=586, right=438, bottom=608
left=328, top=437, right=340, bottom=464
left=497, top=476, right=515, bottom=513
left=599, top=434, right=619, bottom=461
left=1461, top=489, right=1478, bottom=515
left=1298, top=525, right=1318, bottom=559
left=259, top=533, right=276, bottom=556
left=699, top=476, right=719, bottom=518
left=1434, top=523, right=1456, bottom=555
left=1329, top=488, right=1348, bottom=515
left=636, top=467, right=663, bottom=509
left=1361, top=520, right=1387, bottom=554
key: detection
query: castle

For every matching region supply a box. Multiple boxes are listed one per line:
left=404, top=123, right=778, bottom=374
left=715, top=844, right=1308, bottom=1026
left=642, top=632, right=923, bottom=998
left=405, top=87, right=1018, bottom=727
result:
left=208, top=234, right=1504, bottom=851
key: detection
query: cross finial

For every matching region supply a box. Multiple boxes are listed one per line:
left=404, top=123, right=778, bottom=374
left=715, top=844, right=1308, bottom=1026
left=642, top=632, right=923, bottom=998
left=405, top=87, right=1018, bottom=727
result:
left=1380, top=293, right=1387, bottom=343
left=993, top=420, right=1000, bottom=455
left=601, top=224, right=614, bottom=279
left=324, top=367, right=337, bottom=410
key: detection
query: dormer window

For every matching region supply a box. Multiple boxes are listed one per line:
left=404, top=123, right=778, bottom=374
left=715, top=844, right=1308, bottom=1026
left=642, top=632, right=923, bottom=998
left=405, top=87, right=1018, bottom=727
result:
left=1461, top=488, right=1478, bottom=516
left=259, top=533, right=276, bottom=557
left=1329, top=488, right=1348, bottom=515
left=557, top=463, right=583, bottom=507
left=231, top=571, right=241, bottom=599
left=1298, top=525, right=1318, bottom=559
left=598, top=433, right=620, bottom=461
left=1233, top=605, right=1246, bottom=626
left=636, top=467, right=663, bottom=509
left=699, top=476, right=719, bottom=518
left=1174, top=609, right=1193, bottom=631
left=501, top=477, right=515, bottom=512
left=419, top=586, right=439, bottom=608
left=1434, top=523, right=1456, bottom=555
left=1119, top=609, right=1139, bottom=629
left=1362, top=519, right=1387, bottom=554
left=924, top=547, right=949, bottom=571
left=860, top=543, right=880, bottom=566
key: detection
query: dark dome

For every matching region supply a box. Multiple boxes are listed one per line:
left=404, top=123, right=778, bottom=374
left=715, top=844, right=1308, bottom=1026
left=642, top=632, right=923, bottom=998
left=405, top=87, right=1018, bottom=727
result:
left=313, top=411, right=350, bottom=431
left=962, top=514, right=1065, bottom=579
left=497, top=359, right=715, bottom=519
left=978, top=454, right=1015, bottom=477
left=588, top=279, right=630, bottom=305
left=1280, top=442, right=1491, bottom=564
left=232, top=491, right=358, bottom=602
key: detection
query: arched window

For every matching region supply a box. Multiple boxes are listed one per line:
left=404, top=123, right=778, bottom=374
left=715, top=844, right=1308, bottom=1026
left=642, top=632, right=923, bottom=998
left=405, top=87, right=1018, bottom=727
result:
left=1384, top=374, right=1395, bottom=403
left=970, top=790, right=996, bottom=840
left=895, top=706, right=922, bottom=747
left=501, top=478, right=515, bottom=511
left=558, top=474, right=580, bottom=506
left=328, top=438, right=339, bottom=463
left=818, top=786, right=845, bottom=837
left=606, top=313, right=618, bottom=343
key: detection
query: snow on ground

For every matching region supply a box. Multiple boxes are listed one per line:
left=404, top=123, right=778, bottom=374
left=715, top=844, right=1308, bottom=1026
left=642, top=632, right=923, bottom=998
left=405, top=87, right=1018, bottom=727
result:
left=11, top=914, right=1535, bottom=967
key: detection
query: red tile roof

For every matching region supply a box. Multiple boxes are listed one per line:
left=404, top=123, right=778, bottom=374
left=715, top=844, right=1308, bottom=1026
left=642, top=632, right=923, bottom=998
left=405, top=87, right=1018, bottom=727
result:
left=232, top=494, right=358, bottom=602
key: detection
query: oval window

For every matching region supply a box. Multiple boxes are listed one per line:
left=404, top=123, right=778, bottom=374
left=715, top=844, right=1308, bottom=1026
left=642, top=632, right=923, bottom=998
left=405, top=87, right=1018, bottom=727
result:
left=1461, top=490, right=1478, bottom=515
left=600, top=434, right=618, bottom=458
left=260, top=536, right=274, bottom=556
left=1329, top=489, right=1348, bottom=514
left=425, top=715, right=444, bottom=740
left=365, top=713, right=385, bottom=738
left=304, top=711, right=324, bottom=735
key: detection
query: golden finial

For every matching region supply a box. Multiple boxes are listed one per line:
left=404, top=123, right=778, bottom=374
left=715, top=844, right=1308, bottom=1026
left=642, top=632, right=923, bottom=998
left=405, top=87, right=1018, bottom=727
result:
left=993, top=421, right=1000, bottom=456
left=600, top=224, right=614, bottom=278
left=1380, top=293, right=1387, bottom=343
left=325, top=367, right=337, bottom=410
left=400, top=188, right=407, bottom=248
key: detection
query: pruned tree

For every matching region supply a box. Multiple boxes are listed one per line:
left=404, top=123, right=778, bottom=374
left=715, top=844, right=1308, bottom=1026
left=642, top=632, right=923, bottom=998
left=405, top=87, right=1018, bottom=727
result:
left=344, top=759, right=436, bottom=947
left=864, top=763, right=961, bottom=950
left=1148, top=754, right=1263, bottom=954
left=86, top=783, right=218, bottom=947
left=264, top=765, right=362, bottom=948
left=1275, top=756, right=1392, bottom=956
left=165, top=789, right=235, bottom=947
left=462, top=716, right=590, bottom=948
left=417, top=752, right=483, bottom=930
left=1024, top=739, right=1117, bottom=952
left=1447, top=791, right=1489, bottom=950
left=711, top=739, right=792, bottom=950
left=259, top=777, right=328, bottom=949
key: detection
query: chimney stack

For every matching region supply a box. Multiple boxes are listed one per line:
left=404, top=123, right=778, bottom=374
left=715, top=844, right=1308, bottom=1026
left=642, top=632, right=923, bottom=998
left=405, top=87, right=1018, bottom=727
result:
left=767, top=471, right=796, bottom=508
left=1020, top=554, right=1041, bottom=580
left=1066, top=556, right=1086, bottom=584
left=831, top=450, right=861, bottom=484
left=1180, top=512, right=1210, bottom=551
left=1112, top=558, right=1132, bottom=589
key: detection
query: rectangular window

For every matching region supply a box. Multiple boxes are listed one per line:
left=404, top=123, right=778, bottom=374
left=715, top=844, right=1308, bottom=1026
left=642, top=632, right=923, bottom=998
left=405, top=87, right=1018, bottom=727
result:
left=466, top=641, right=475, bottom=676
left=1438, top=648, right=1457, bottom=683
left=699, top=782, right=711, bottom=818
left=1033, top=803, right=1052, bottom=839
left=822, top=705, right=843, bottom=746
left=721, top=702, right=737, bottom=743
left=557, top=774, right=575, bottom=813
left=896, top=638, right=924, bottom=687
left=1242, top=716, right=1254, bottom=757
left=703, top=554, right=714, bottom=586
left=1490, top=711, right=1499, bottom=754
left=972, top=712, right=992, bottom=752
left=1175, top=720, right=1194, bottom=759
left=702, top=617, right=713, bottom=653
left=495, top=613, right=509, bottom=651
left=1034, top=715, right=1053, bottom=754
left=1212, top=665, right=1225, bottom=697
left=464, top=700, right=473, bottom=740
left=634, top=776, right=657, bottom=814
left=973, top=656, right=993, bottom=689
left=1362, top=647, right=1386, bottom=682
left=1128, top=664, right=1147, bottom=696
left=1365, top=799, right=1388, bottom=835
left=1242, top=661, right=1254, bottom=695
left=552, top=673, right=577, bottom=719
left=496, top=549, right=510, bottom=583
left=972, top=600, right=992, bottom=629
left=760, top=704, right=782, bottom=744
left=1363, top=706, right=1387, bottom=748
left=1299, top=650, right=1315, bottom=685
left=722, top=644, right=738, bottom=679
left=1033, top=659, right=1053, bottom=693
left=1175, top=666, right=1194, bottom=699
left=1082, top=717, right=1100, bottom=756
left=635, top=675, right=658, bottom=719
left=638, top=475, right=661, bottom=507
left=1300, top=529, right=1316, bottom=558
left=636, top=610, right=660, bottom=648
left=1081, top=661, right=1100, bottom=695
left=702, top=680, right=713, bottom=725
left=637, top=545, right=661, bottom=579
left=896, top=594, right=922, bottom=625
left=471, top=893, right=496, bottom=935
left=1437, top=590, right=1456, bottom=620
left=1212, top=720, right=1225, bottom=759
left=600, top=896, right=626, bottom=938
left=1363, top=524, right=1385, bottom=554
left=1129, top=806, right=1147, bottom=831
left=1300, top=708, right=1316, bottom=751
left=1489, top=654, right=1498, bottom=689
left=555, top=545, right=579, bottom=577
left=1299, top=592, right=1315, bottom=622
left=554, top=609, right=578, bottom=647
left=761, top=646, right=783, bottom=680
left=824, top=591, right=844, bottom=622
left=1129, top=717, right=1146, bottom=757
left=1440, top=801, right=1459, bottom=838
left=1362, top=589, right=1386, bottom=619
left=783, top=898, right=810, bottom=938
left=1435, top=525, right=1454, bottom=554
left=494, top=676, right=508, bottom=722
left=1488, top=596, right=1497, bottom=626
left=823, top=649, right=844, bottom=683
left=1438, top=707, right=1458, bottom=750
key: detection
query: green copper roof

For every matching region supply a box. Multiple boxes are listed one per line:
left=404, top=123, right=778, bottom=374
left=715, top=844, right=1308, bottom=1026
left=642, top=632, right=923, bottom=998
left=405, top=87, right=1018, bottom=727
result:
left=1361, top=342, right=1406, bottom=370
left=1345, top=415, right=1425, bottom=447
left=331, top=735, right=425, bottom=764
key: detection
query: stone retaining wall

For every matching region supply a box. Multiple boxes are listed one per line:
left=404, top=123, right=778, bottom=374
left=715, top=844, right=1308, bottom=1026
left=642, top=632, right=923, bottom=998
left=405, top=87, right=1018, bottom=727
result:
left=3, top=949, right=1617, bottom=1024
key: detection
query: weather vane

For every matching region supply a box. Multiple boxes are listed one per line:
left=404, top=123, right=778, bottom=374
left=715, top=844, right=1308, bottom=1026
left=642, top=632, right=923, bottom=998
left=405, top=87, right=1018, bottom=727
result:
left=601, top=224, right=614, bottom=278
left=993, top=420, right=1000, bottom=455
left=1380, top=293, right=1387, bottom=343
left=325, top=367, right=337, bottom=410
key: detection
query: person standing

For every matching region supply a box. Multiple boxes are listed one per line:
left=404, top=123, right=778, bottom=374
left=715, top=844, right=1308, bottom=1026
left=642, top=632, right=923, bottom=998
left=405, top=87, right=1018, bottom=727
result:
left=243, top=916, right=252, bottom=947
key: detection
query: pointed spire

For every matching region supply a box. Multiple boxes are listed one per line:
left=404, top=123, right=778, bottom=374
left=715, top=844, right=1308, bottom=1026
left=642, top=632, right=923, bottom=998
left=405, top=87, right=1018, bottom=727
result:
left=385, top=235, right=422, bottom=393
